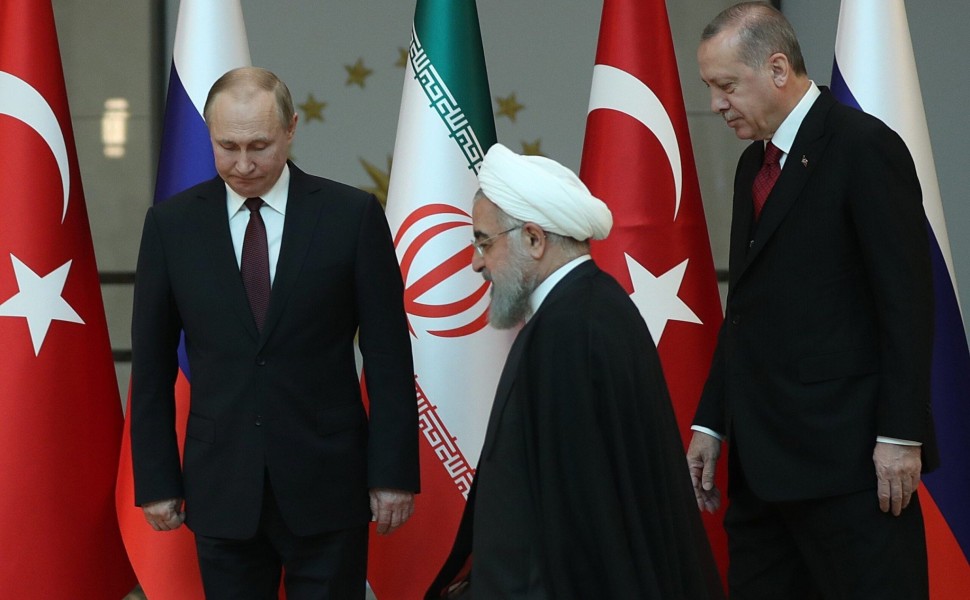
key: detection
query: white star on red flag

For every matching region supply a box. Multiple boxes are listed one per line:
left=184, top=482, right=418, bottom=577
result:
left=625, top=254, right=701, bottom=347
left=580, top=0, right=730, bottom=582
left=0, top=254, right=83, bottom=355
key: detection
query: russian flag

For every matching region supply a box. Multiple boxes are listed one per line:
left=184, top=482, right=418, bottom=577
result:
left=115, top=1, right=250, bottom=598
left=832, top=1, right=970, bottom=597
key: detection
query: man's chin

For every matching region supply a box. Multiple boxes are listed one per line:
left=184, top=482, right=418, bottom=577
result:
left=487, top=314, right=520, bottom=330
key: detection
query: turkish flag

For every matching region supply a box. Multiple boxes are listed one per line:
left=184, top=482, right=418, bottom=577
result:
left=0, top=1, right=136, bottom=597
left=580, top=0, right=728, bottom=586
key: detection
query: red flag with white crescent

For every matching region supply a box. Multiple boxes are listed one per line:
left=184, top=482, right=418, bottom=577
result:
left=0, top=1, right=136, bottom=597
left=580, top=0, right=728, bottom=585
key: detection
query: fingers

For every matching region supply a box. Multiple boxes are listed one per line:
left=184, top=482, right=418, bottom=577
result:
left=700, top=487, right=722, bottom=514
left=686, top=432, right=722, bottom=513
left=142, top=498, right=185, bottom=531
left=873, top=442, right=922, bottom=516
left=877, top=476, right=891, bottom=514
left=901, top=471, right=920, bottom=511
left=688, top=462, right=706, bottom=511
left=378, top=501, right=414, bottom=535
left=702, top=456, right=717, bottom=493
left=370, top=489, right=415, bottom=535
left=891, top=477, right=904, bottom=517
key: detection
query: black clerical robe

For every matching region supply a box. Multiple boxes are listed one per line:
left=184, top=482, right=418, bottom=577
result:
left=429, top=260, right=723, bottom=599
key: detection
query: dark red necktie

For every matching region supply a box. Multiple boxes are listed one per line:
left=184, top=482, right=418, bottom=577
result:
left=241, top=197, right=270, bottom=331
left=752, top=141, right=783, bottom=220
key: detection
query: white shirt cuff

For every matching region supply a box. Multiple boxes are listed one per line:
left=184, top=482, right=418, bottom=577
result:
left=691, top=425, right=724, bottom=442
left=876, top=436, right=922, bottom=446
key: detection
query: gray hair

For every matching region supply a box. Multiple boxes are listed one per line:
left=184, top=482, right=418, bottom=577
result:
left=702, top=2, right=807, bottom=76
left=203, top=66, right=296, bottom=131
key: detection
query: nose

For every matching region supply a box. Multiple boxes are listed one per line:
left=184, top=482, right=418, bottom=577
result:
left=710, top=90, right=729, bottom=114
left=236, top=152, right=255, bottom=174
left=471, top=248, right=485, bottom=273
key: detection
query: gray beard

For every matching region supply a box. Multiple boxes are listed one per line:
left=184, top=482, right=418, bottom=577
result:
left=487, top=240, right=537, bottom=330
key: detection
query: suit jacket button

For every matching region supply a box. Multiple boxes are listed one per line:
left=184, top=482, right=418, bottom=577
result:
left=731, top=314, right=741, bottom=325
left=255, top=416, right=262, bottom=426
left=256, top=357, right=266, bottom=366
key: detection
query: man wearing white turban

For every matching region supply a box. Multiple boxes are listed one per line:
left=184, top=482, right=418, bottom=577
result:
left=427, top=144, right=723, bottom=599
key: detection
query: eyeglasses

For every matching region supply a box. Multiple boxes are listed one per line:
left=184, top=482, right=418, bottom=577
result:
left=470, top=226, right=521, bottom=257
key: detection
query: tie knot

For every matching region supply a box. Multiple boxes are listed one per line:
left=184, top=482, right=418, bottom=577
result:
left=763, top=142, right=783, bottom=166
left=245, top=197, right=264, bottom=213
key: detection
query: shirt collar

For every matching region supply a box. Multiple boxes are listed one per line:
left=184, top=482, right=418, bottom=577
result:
left=768, top=81, right=820, bottom=155
left=528, top=255, right=591, bottom=319
left=226, top=163, right=290, bottom=219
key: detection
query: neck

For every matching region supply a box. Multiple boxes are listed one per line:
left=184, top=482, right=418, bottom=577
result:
left=534, top=246, right=587, bottom=286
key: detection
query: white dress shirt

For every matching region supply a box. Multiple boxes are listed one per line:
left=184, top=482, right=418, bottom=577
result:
left=226, top=164, right=289, bottom=286
left=528, top=255, right=592, bottom=319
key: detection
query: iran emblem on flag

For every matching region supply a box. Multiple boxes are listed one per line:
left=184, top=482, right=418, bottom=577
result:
left=366, top=1, right=513, bottom=598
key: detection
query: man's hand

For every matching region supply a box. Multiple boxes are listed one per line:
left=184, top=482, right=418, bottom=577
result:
left=687, top=431, right=722, bottom=513
left=873, top=442, right=922, bottom=516
left=369, top=488, right=414, bottom=535
left=142, top=498, right=185, bottom=531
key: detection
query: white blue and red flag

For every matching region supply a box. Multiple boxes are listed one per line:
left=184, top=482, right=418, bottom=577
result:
left=833, top=1, right=970, bottom=596
left=115, top=1, right=250, bottom=598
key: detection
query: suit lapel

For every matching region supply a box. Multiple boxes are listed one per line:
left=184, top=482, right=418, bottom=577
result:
left=194, top=179, right=262, bottom=340
left=727, top=143, right=761, bottom=295
left=735, top=91, right=836, bottom=282
left=259, top=164, right=325, bottom=346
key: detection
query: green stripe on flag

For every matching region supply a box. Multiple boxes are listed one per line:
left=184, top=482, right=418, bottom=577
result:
left=413, top=0, right=496, bottom=160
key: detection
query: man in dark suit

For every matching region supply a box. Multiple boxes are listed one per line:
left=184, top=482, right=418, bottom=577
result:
left=130, top=67, right=419, bottom=599
left=687, top=3, right=937, bottom=599
left=427, top=143, right=723, bottom=599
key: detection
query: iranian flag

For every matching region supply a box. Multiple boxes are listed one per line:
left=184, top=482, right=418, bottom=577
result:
left=579, top=0, right=728, bottom=586
left=367, top=0, right=512, bottom=597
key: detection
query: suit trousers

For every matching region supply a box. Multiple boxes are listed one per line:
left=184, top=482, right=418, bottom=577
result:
left=725, top=466, right=929, bottom=600
left=194, top=474, right=368, bottom=600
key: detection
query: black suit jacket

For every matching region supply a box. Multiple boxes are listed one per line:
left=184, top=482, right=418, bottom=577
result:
left=131, top=164, right=419, bottom=539
left=695, top=90, right=938, bottom=502
left=430, top=261, right=722, bottom=599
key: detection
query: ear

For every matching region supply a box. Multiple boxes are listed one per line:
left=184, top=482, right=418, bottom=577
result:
left=768, top=52, right=791, bottom=87
left=522, top=222, right=546, bottom=259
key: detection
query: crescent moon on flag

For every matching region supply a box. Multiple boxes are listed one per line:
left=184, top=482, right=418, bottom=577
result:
left=587, top=64, right=682, bottom=220
left=0, top=71, right=71, bottom=223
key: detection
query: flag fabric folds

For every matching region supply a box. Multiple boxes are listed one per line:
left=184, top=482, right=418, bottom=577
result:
left=369, top=0, right=511, bottom=597
left=0, top=1, right=136, bottom=597
left=579, top=0, right=728, bottom=585
left=832, top=1, right=970, bottom=596
left=114, top=1, right=250, bottom=598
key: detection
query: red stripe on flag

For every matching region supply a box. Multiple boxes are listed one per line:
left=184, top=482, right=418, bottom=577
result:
left=116, top=372, right=206, bottom=599
left=920, top=485, right=970, bottom=599
left=366, top=378, right=471, bottom=598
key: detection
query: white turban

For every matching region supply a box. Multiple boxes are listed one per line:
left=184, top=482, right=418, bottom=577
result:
left=477, top=143, right=612, bottom=241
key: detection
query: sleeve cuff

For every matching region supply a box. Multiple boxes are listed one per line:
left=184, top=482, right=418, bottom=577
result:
left=691, top=425, right=725, bottom=442
left=876, top=436, right=922, bottom=446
